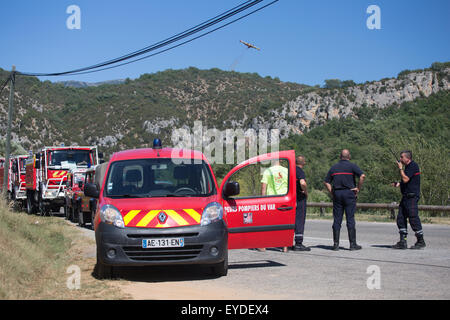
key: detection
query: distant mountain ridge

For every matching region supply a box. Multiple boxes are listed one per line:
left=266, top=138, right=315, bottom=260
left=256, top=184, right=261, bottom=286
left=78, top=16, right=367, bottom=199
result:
left=56, top=79, right=126, bottom=88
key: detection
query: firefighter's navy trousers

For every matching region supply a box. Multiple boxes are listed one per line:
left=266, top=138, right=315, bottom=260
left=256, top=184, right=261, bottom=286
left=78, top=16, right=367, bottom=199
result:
left=397, top=195, right=423, bottom=236
left=295, top=198, right=307, bottom=245
left=332, top=189, right=356, bottom=231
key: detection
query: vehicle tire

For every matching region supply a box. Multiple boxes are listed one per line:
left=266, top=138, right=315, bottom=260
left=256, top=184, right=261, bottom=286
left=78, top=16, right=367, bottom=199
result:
left=95, top=252, right=113, bottom=279
left=26, top=192, right=36, bottom=215
left=90, top=209, right=95, bottom=230
left=38, top=191, right=47, bottom=216
left=39, top=200, right=49, bottom=217
left=64, top=203, right=69, bottom=220
left=71, top=202, right=78, bottom=223
left=78, top=207, right=85, bottom=227
left=211, top=248, right=228, bottom=277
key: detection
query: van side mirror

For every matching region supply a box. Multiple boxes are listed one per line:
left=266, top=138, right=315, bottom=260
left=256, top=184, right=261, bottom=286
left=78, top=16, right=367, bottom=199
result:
left=78, top=181, right=84, bottom=189
left=35, top=159, right=40, bottom=169
left=84, top=183, right=99, bottom=199
left=223, top=181, right=240, bottom=198
left=98, top=152, right=104, bottom=159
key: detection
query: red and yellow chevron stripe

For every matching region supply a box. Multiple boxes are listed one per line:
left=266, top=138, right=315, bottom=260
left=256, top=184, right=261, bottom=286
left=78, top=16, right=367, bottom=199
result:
left=50, top=171, right=67, bottom=178
left=123, top=208, right=202, bottom=228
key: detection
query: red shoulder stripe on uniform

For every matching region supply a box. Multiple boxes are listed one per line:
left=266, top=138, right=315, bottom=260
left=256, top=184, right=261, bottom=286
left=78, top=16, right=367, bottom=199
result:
left=331, top=172, right=354, bottom=176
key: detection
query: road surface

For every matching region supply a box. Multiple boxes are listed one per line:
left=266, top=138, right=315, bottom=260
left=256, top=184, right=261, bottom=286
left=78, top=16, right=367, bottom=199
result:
left=73, top=218, right=450, bottom=300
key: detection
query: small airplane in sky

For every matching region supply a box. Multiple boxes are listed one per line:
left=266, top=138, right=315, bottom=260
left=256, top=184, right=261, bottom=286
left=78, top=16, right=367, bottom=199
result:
left=240, top=40, right=260, bottom=51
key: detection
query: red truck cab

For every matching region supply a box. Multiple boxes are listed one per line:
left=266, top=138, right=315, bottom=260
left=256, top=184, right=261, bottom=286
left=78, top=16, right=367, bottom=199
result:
left=85, top=143, right=297, bottom=278
left=0, top=158, right=5, bottom=193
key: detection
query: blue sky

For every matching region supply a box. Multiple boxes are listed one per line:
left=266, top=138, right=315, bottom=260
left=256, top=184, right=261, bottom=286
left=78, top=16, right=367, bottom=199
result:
left=0, top=0, right=449, bottom=86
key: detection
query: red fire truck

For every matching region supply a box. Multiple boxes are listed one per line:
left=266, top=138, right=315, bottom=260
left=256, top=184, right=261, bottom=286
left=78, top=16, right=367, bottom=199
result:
left=0, top=157, right=5, bottom=193
left=84, top=140, right=296, bottom=278
left=26, top=146, right=101, bottom=216
left=0, top=155, right=27, bottom=205
left=0, top=157, right=13, bottom=197
left=10, top=155, right=29, bottom=207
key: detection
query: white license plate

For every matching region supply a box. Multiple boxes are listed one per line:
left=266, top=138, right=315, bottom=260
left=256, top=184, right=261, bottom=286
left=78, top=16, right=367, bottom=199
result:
left=142, top=238, right=185, bottom=248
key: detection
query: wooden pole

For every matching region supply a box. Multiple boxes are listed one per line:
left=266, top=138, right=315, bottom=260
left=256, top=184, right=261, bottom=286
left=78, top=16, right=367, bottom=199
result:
left=3, top=66, right=15, bottom=198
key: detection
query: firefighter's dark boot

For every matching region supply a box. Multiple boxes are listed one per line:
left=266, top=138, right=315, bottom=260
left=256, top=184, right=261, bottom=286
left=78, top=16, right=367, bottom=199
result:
left=332, top=229, right=340, bottom=251
left=392, top=233, right=407, bottom=249
left=348, top=228, right=362, bottom=251
left=410, top=233, right=426, bottom=250
left=293, top=241, right=311, bottom=252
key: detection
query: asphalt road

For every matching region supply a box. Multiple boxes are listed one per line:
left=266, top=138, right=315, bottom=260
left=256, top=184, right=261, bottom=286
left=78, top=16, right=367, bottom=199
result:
left=72, top=217, right=450, bottom=300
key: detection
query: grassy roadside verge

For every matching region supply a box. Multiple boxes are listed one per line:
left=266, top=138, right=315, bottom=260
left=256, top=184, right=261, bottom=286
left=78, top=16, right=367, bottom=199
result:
left=0, top=198, right=126, bottom=299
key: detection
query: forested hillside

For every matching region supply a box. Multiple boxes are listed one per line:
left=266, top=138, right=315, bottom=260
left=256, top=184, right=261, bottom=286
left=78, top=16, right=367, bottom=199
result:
left=0, top=67, right=305, bottom=154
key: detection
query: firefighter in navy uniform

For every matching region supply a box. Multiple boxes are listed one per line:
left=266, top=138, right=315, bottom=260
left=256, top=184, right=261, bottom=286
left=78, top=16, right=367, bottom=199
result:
left=324, top=149, right=366, bottom=251
left=392, top=150, right=426, bottom=249
left=292, top=155, right=310, bottom=251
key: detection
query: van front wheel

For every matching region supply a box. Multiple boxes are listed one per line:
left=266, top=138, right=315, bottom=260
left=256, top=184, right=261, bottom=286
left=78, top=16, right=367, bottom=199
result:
left=95, top=252, right=114, bottom=279
left=211, top=249, right=228, bottom=277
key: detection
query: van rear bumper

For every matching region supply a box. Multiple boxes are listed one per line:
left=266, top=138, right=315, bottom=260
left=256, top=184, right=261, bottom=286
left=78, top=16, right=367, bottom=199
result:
left=96, top=220, right=227, bottom=267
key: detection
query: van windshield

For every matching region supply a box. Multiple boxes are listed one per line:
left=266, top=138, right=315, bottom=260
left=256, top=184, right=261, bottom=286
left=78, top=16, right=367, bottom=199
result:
left=105, top=158, right=216, bottom=198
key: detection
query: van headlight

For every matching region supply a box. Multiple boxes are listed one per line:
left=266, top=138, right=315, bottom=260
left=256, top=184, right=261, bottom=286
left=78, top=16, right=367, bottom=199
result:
left=201, top=202, right=223, bottom=226
left=100, top=204, right=125, bottom=228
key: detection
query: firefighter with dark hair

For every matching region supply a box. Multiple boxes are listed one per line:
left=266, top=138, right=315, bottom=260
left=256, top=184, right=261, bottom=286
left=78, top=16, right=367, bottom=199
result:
left=392, top=150, right=426, bottom=249
left=324, top=149, right=366, bottom=251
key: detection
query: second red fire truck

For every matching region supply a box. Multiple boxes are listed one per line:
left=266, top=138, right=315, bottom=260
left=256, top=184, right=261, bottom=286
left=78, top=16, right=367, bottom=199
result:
left=26, top=146, right=101, bottom=216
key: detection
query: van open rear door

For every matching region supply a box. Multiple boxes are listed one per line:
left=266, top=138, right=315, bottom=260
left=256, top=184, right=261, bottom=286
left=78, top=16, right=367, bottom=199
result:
left=220, top=150, right=296, bottom=249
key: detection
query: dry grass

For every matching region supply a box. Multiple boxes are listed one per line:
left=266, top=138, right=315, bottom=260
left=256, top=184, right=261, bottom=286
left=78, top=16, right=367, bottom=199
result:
left=0, top=198, right=127, bottom=299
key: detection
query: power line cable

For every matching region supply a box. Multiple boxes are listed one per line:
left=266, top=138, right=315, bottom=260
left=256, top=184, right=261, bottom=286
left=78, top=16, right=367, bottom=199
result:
left=19, top=0, right=259, bottom=76
left=65, top=0, right=279, bottom=76
left=72, top=0, right=256, bottom=69
left=17, top=0, right=269, bottom=77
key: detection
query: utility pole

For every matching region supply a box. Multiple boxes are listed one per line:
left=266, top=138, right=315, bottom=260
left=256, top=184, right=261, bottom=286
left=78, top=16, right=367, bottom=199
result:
left=3, top=66, right=15, bottom=198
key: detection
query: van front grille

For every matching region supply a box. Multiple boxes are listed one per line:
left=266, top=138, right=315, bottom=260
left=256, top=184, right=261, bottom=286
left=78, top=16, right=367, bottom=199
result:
left=126, top=233, right=199, bottom=239
left=123, top=245, right=203, bottom=262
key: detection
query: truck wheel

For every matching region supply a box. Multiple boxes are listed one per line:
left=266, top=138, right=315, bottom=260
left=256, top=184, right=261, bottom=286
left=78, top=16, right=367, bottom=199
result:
left=39, top=200, right=49, bottom=217
left=64, top=203, right=69, bottom=220
left=78, top=207, right=85, bottom=227
left=211, top=249, right=228, bottom=277
left=95, top=252, right=113, bottom=279
left=26, top=193, right=36, bottom=215
left=90, top=209, right=95, bottom=230
left=71, top=204, right=78, bottom=223
left=38, top=191, right=48, bottom=216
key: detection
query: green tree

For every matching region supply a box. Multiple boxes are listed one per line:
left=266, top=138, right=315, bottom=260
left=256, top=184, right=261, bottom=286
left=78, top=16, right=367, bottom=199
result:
left=324, top=79, right=342, bottom=89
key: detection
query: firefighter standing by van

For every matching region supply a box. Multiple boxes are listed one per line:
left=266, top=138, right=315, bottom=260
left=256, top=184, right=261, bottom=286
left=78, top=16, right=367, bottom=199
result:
left=292, top=155, right=310, bottom=251
left=324, top=149, right=365, bottom=251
